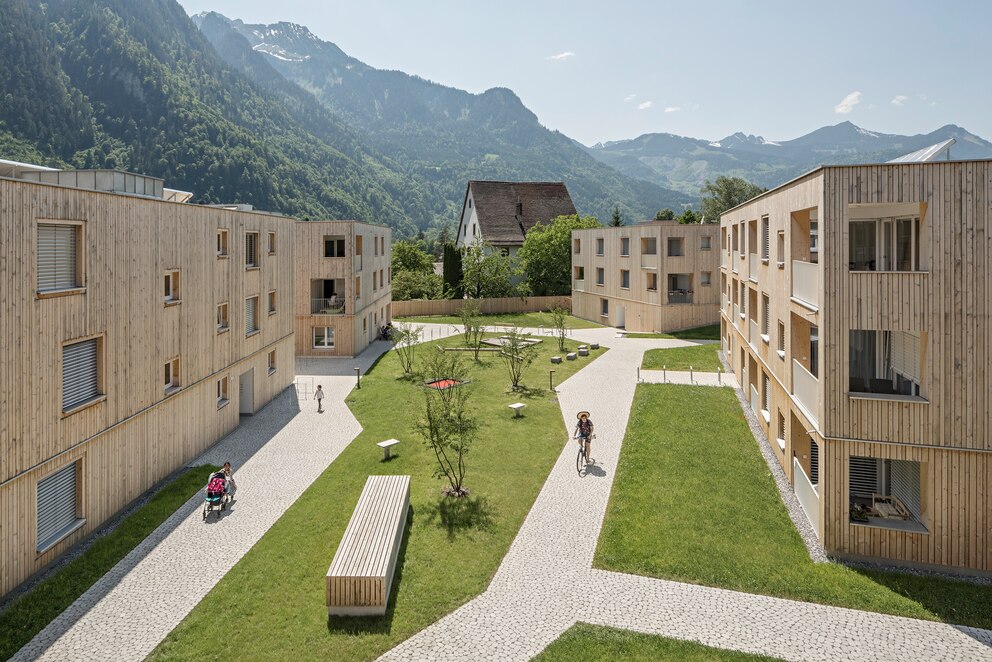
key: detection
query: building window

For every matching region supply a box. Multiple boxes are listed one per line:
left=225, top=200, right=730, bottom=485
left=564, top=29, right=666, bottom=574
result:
left=355, top=275, right=361, bottom=298
left=217, top=229, right=229, bottom=257
left=849, top=329, right=923, bottom=396
left=37, top=223, right=83, bottom=293
left=313, top=327, right=335, bottom=348
left=641, top=237, right=657, bottom=255
left=373, top=271, right=378, bottom=291
left=776, top=230, right=785, bottom=266
left=268, top=290, right=277, bottom=315
left=164, top=357, right=181, bottom=393
left=217, top=376, right=229, bottom=408
left=267, top=231, right=276, bottom=255
left=596, top=238, right=604, bottom=255
left=849, top=216, right=923, bottom=272
left=739, top=222, right=745, bottom=252
left=646, top=272, right=658, bottom=291
left=356, top=235, right=363, bottom=257
left=573, top=238, right=581, bottom=254
left=217, top=302, right=229, bottom=332
left=164, top=270, right=180, bottom=304
left=324, top=236, right=346, bottom=257
left=849, top=456, right=924, bottom=529
left=777, top=320, right=785, bottom=355
left=268, top=349, right=277, bottom=374
left=620, top=237, right=630, bottom=256
left=62, top=338, right=102, bottom=412
left=596, top=267, right=605, bottom=286
left=574, top=266, right=585, bottom=281
left=776, top=411, right=786, bottom=446
left=363, top=317, right=368, bottom=333
left=701, top=271, right=712, bottom=286
left=245, top=232, right=259, bottom=268
left=667, top=237, right=684, bottom=256
left=761, top=216, right=770, bottom=260
left=36, top=462, right=83, bottom=552
left=620, top=270, right=630, bottom=289
left=761, top=293, right=770, bottom=336
left=761, top=373, right=769, bottom=414
left=600, top=298, right=609, bottom=317
left=701, top=235, right=712, bottom=251
left=379, top=269, right=385, bottom=291
left=245, top=296, right=259, bottom=335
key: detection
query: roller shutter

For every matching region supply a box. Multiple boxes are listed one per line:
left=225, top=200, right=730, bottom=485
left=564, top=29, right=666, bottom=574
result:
left=849, top=456, right=879, bottom=497
left=37, top=224, right=77, bottom=291
left=37, top=463, right=79, bottom=550
left=887, top=459, right=921, bottom=520
left=63, top=339, right=98, bottom=410
left=891, top=330, right=921, bottom=383
left=245, top=297, right=258, bottom=334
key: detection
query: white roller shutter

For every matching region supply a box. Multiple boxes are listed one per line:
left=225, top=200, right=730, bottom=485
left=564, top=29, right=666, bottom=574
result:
left=887, top=459, right=922, bottom=520
left=37, top=224, right=77, bottom=291
left=849, top=456, right=879, bottom=497
left=891, top=330, right=921, bottom=383
left=245, top=297, right=258, bottom=334
left=37, top=463, right=79, bottom=550
left=63, top=339, right=99, bottom=410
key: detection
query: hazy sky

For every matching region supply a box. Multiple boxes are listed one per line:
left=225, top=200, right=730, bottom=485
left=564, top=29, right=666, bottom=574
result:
left=178, top=0, right=992, bottom=145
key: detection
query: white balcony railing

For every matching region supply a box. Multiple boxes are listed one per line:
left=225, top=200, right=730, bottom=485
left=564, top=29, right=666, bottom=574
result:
left=311, top=298, right=345, bottom=315
left=732, top=250, right=739, bottom=273
left=641, top=253, right=656, bottom=269
left=792, top=260, right=819, bottom=308
left=574, top=279, right=585, bottom=292
left=732, top=304, right=740, bottom=327
left=749, top=383, right=760, bottom=415
left=354, top=254, right=363, bottom=272
left=721, top=251, right=728, bottom=268
left=793, top=457, right=821, bottom=537
left=668, top=290, right=693, bottom=304
left=792, top=359, right=820, bottom=429
left=749, top=253, right=758, bottom=281
left=749, top=319, right=759, bottom=349
left=721, top=293, right=728, bottom=311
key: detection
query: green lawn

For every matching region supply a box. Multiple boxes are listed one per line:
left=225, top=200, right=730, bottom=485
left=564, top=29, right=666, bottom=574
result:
left=151, top=335, right=603, bottom=662
left=534, top=623, right=781, bottom=661
left=397, top=311, right=603, bottom=329
left=595, top=384, right=992, bottom=630
left=0, top=464, right=219, bottom=660
left=641, top=343, right=721, bottom=371
left=625, top=324, right=721, bottom=340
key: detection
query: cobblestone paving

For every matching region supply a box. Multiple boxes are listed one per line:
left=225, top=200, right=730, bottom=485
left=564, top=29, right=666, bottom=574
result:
left=378, top=329, right=992, bottom=662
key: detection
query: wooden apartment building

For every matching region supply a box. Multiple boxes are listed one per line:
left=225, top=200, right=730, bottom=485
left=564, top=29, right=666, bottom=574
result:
left=720, top=159, right=992, bottom=573
left=294, top=220, right=392, bottom=357
left=0, top=163, right=294, bottom=598
left=571, top=221, right=720, bottom=331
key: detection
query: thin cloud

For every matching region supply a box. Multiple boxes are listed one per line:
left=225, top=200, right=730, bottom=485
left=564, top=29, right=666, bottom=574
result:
left=891, top=95, right=908, bottom=106
left=546, top=51, right=575, bottom=61
left=623, top=93, right=637, bottom=102
left=664, top=106, right=681, bottom=113
left=637, top=101, right=653, bottom=110
left=834, top=91, right=862, bottom=114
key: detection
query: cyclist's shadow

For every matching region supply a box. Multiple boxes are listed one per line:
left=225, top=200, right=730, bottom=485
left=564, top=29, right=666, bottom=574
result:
left=582, top=463, right=607, bottom=478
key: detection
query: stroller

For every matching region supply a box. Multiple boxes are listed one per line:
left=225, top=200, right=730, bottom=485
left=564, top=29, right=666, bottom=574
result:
left=202, top=471, right=231, bottom=521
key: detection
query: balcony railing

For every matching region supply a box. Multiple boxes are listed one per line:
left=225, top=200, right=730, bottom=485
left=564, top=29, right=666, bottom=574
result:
left=793, top=457, right=821, bottom=537
left=354, top=254, right=363, bottom=272
left=641, top=253, right=657, bottom=269
left=792, top=359, right=820, bottom=429
left=792, top=260, right=819, bottom=308
left=749, top=383, right=760, bottom=415
left=311, top=298, right=345, bottom=315
left=749, top=319, right=759, bottom=349
left=721, top=293, right=727, bottom=311
left=748, top=253, right=758, bottom=281
left=732, top=304, right=740, bottom=327
left=574, top=279, right=585, bottom=292
left=668, top=290, right=693, bottom=304
left=732, top=250, right=739, bottom=273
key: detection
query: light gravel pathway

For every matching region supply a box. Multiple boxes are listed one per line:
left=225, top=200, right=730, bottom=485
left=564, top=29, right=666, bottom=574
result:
left=378, top=329, right=992, bottom=662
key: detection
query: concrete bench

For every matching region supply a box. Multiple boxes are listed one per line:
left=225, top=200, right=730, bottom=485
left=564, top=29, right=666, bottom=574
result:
left=566, top=353, right=577, bottom=361
left=508, top=402, right=526, bottom=417
left=590, top=343, right=600, bottom=350
left=577, top=348, right=589, bottom=357
left=327, top=475, right=410, bottom=617
left=377, top=438, right=401, bottom=461
left=550, top=356, right=562, bottom=364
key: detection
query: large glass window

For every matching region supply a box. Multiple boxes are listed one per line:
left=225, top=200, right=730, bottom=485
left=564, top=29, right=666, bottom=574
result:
left=313, top=327, right=335, bottom=348
left=850, top=217, right=923, bottom=271
left=849, top=456, right=924, bottom=530
left=849, top=329, right=922, bottom=396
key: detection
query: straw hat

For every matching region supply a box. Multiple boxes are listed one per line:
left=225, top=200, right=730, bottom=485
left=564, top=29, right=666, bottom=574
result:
left=577, top=411, right=590, bottom=419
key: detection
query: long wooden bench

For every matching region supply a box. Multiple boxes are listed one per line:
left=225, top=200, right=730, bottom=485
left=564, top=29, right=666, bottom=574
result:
left=326, top=475, right=411, bottom=616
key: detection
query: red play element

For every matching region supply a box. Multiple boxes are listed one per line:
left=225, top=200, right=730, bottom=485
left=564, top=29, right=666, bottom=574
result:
left=426, top=379, right=462, bottom=389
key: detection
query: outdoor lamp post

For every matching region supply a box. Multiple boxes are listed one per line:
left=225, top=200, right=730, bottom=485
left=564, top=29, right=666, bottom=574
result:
left=354, top=366, right=361, bottom=389
left=549, top=369, right=556, bottom=391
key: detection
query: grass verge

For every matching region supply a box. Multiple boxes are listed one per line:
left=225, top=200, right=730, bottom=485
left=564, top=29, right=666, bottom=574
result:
left=624, top=324, right=721, bottom=340
left=534, top=623, right=782, bottom=661
left=595, top=384, right=992, bottom=629
left=641, top=344, right=721, bottom=371
left=151, top=335, right=602, bottom=661
left=0, top=464, right=219, bottom=660
left=397, top=311, right=603, bottom=329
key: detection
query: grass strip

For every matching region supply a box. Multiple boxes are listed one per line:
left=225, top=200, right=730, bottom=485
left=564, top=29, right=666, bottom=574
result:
left=641, top=344, right=721, bottom=371
left=396, top=311, right=603, bottom=329
left=624, top=323, right=721, bottom=340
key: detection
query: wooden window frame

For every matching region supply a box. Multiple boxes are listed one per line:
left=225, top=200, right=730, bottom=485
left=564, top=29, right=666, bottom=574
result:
left=36, top=220, right=86, bottom=298
left=217, top=229, right=229, bottom=258
left=245, top=231, right=259, bottom=269
left=164, top=357, right=181, bottom=395
left=164, top=269, right=181, bottom=305
left=217, top=375, right=230, bottom=409
left=217, top=302, right=230, bottom=333
left=61, top=334, right=106, bottom=417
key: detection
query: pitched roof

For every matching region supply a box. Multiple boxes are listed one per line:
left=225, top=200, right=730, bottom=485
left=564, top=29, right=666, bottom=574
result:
left=465, top=181, right=577, bottom=246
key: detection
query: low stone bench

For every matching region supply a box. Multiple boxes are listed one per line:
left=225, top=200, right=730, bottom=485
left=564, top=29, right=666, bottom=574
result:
left=577, top=348, right=589, bottom=356
left=377, top=438, right=401, bottom=461
left=327, top=475, right=410, bottom=617
left=508, top=402, right=526, bottom=417
left=590, top=343, right=600, bottom=350
left=566, top=353, right=577, bottom=361
left=550, top=356, right=562, bottom=364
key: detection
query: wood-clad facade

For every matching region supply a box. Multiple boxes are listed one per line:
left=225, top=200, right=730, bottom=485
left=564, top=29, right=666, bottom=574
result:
left=720, top=160, right=992, bottom=573
left=293, top=221, right=392, bottom=357
left=0, top=176, right=294, bottom=598
left=571, top=221, right=720, bottom=332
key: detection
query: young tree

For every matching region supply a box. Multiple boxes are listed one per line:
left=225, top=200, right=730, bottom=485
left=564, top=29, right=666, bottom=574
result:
left=392, top=239, right=435, bottom=274
left=417, top=351, right=475, bottom=497
left=654, top=208, right=675, bottom=220
left=442, top=242, right=463, bottom=299
left=700, top=176, right=767, bottom=221
left=518, top=214, right=601, bottom=296
left=459, top=299, right=486, bottom=361
left=678, top=208, right=700, bottom=224
left=499, top=326, right=538, bottom=391
left=391, top=322, right=422, bottom=375
left=461, top=240, right=518, bottom=299
left=548, top=306, right=568, bottom=351
left=610, top=205, right=624, bottom=226
left=391, top=269, right=444, bottom=301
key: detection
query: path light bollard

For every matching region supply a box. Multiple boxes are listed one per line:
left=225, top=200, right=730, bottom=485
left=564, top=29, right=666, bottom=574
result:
left=549, top=369, right=555, bottom=391
left=637, top=366, right=640, bottom=382
left=664, top=365, right=667, bottom=382
left=718, top=366, right=722, bottom=384
left=690, top=365, right=693, bottom=383
left=354, top=366, right=361, bottom=389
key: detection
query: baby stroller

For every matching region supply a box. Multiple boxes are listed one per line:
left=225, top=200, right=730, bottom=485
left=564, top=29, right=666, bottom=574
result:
left=203, top=472, right=230, bottom=521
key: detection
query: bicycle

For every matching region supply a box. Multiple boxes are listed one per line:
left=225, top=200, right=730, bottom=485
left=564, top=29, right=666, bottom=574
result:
left=575, top=434, right=595, bottom=475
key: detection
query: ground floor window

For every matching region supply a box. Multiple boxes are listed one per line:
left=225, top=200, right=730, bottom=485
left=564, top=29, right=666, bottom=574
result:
left=37, top=461, right=83, bottom=552
left=313, top=327, right=335, bottom=349
left=600, top=298, right=609, bottom=317
left=849, top=456, right=924, bottom=530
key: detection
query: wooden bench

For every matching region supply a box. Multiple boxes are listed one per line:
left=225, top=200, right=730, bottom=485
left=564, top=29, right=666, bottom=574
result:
left=326, top=475, right=411, bottom=617
left=377, top=438, right=401, bottom=461
left=508, top=402, right=526, bottom=417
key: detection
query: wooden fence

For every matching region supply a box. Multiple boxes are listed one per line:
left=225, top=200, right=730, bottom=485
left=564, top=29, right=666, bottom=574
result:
left=392, top=296, right=571, bottom=318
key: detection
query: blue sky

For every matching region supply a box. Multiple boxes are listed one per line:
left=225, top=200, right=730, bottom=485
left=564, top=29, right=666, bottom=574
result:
left=178, top=0, right=992, bottom=145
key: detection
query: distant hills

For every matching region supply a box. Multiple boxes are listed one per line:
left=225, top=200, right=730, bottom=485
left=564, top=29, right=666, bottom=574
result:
left=584, top=121, right=992, bottom=195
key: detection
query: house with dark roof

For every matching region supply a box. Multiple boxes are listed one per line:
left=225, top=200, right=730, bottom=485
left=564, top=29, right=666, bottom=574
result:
left=455, top=181, right=577, bottom=257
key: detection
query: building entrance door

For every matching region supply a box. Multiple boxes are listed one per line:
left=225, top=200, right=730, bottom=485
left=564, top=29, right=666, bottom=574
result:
left=239, top=368, right=254, bottom=415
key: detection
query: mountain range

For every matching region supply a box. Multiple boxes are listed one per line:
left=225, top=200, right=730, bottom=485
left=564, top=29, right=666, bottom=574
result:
left=584, top=121, right=992, bottom=195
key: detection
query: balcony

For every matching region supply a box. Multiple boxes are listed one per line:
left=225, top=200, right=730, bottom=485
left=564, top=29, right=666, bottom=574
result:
left=792, top=359, right=820, bottom=429
left=792, top=260, right=819, bottom=309
left=721, top=293, right=727, bottom=311
left=720, top=251, right=728, bottom=268
left=574, top=279, right=585, bottom=292
left=749, top=318, right=759, bottom=349
left=641, top=253, right=657, bottom=269
left=668, top=290, right=693, bottom=304
left=732, top=250, right=739, bottom=273
left=749, top=383, right=760, bottom=416
left=793, top=457, right=820, bottom=536
left=732, top=304, right=740, bottom=327
left=311, top=298, right=345, bottom=315
left=748, top=253, right=758, bottom=282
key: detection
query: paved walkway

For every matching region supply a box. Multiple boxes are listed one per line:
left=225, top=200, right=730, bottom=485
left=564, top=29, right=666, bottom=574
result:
left=378, top=329, right=992, bottom=662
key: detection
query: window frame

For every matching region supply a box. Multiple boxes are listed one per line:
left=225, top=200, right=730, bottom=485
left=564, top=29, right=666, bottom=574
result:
left=217, top=375, right=230, bottom=409
left=36, top=461, right=85, bottom=553
left=164, top=357, right=181, bottom=395
left=620, top=269, right=630, bottom=289
left=245, top=295, right=260, bottom=336
left=268, top=349, right=277, bottom=375
left=36, top=220, right=86, bottom=297
left=267, top=290, right=277, bottom=316
left=217, top=229, right=229, bottom=258
left=245, top=231, right=259, bottom=269
left=313, top=326, right=335, bottom=349
left=267, top=231, right=276, bottom=255
left=164, top=269, right=181, bottom=305
left=217, top=302, right=230, bottom=333
left=61, top=335, right=105, bottom=416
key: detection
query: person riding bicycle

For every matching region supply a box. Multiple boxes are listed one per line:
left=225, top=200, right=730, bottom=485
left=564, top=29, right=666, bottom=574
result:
left=574, top=411, right=594, bottom=465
